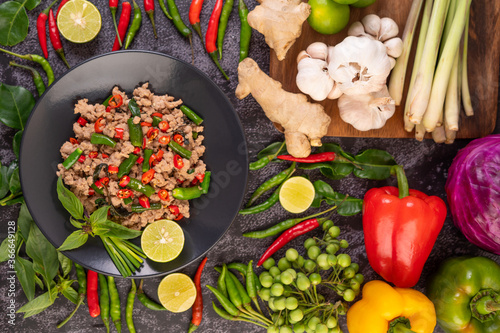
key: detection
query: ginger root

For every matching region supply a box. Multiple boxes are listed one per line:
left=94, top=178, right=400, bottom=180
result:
left=236, top=58, right=331, bottom=158
left=248, top=0, right=311, bottom=61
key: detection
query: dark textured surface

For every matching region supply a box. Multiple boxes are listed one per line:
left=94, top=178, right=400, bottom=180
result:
left=0, top=1, right=499, bottom=332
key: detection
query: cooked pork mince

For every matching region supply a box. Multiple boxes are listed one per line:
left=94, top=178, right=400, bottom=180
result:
left=57, top=83, right=207, bottom=230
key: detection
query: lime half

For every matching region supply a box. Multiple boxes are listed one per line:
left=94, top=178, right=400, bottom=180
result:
left=57, top=0, right=102, bottom=43
left=141, top=220, right=184, bottom=263
left=279, top=176, right=315, bottom=214
left=158, top=273, right=196, bottom=313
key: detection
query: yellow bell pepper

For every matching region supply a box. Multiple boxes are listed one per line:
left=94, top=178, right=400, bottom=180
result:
left=347, top=280, right=436, bottom=333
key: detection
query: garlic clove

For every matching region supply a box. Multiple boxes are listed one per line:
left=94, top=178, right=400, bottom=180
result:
left=389, top=57, right=396, bottom=69
left=306, top=42, right=328, bottom=61
left=327, top=83, right=343, bottom=100
left=379, top=17, right=399, bottom=42
left=296, top=58, right=334, bottom=101
left=297, top=50, right=310, bottom=63
left=361, top=14, right=381, bottom=39
left=327, top=46, right=335, bottom=63
left=347, top=21, right=367, bottom=37
left=384, top=37, right=404, bottom=59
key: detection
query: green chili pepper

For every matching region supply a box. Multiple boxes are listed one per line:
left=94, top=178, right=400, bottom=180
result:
left=62, top=148, right=83, bottom=169
left=91, top=183, right=104, bottom=195
left=192, top=132, right=199, bottom=140
left=249, top=157, right=270, bottom=171
left=249, top=141, right=286, bottom=171
left=57, top=264, right=86, bottom=328
left=180, top=105, right=204, bottom=125
left=143, top=149, right=153, bottom=172
left=217, top=0, right=234, bottom=59
left=246, top=260, right=260, bottom=310
left=123, top=197, right=133, bottom=205
left=117, top=154, right=139, bottom=178
left=212, top=302, right=236, bottom=321
left=131, top=202, right=161, bottom=213
left=206, top=285, right=240, bottom=317
left=127, top=118, right=143, bottom=147
left=158, top=0, right=173, bottom=19
left=172, top=172, right=210, bottom=200
left=107, top=276, right=121, bottom=333
left=124, top=0, right=143, bottom=50
left=238, top=186, right=281, bottom=215
left=218, top=265, right=228, bottom=298
left=227, top=262, right=261, bottom=290
left=98, top=274, right=111, bottom=333
left=244, top=216, right=329, bottom=239
left=227, top=270, right=252, bottom=309
left=152, top=116, right=162, bottom=127
left=0, top=48, right=55, bottom=85
left=201, top=171, right=211, bottom=194
left=126, top=178, right=155, bottom=197
left=126, top=280, right=137, bottom=333
left=225, top=269, right=243, bottom=309
left=128, top=99, right=141, bottom=117
left=238, top=0, right=251, bottom=62
left=246, top=162, right=295, bottom=207
left=91, top=133, right=117, bottom=148
left=102, top=95, right=113, bottom=107
left=166, top=0, right=192, bottom=39
left=9, top=61, right=46, bottom=96
left=168, top=141, right=192, bottom=159
left=137, top=280, right=167, bottom=311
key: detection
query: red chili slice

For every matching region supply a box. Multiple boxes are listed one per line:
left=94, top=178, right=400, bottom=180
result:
left=133, top=147, right=141, bottom=155
left=149, top=154, right=158, bottom=168
left=89, top=151, right=98, bottom=158
left=152, top=112, right=163, bottom=118
left=158, top=189, right=169, bottom=201
left=156, top=150, right=164, bottom=162
left=168, top=205, right=179, bottom=216
left=173, top=154, right=184, bottom=169
left=119, top=175, right=131, bottom=187
left=69, top=137, right=79, bottom=145
left=174, top=213, right=184, bottom=221
left=141, top=122, right=152, bottom=127
left=95, top=117, right=105, bottom=133
left=114, top=128, right=124, bottom=139
left=108, top=165, right=119, bottom=174
left=142, top=137, right=147, bottom=150
left=94, top=180, right=103, bottom=189
left=117, top=189, right=133, bottom=199
left=173, top=134, right=184, bottom=145
left=88, top=187, right=95, bottom=196
left=159, top=135, right=170, bottom=145
left=77, top=117, right=87, bottom=126
left=147, top=128, right=159, bottom=140
left=137, top=157, right=144, bottom=164
left=100, top=177, right=110, bottom=186
left=139, top=195, right=150, bottom=208
left=78, top=155, right=86, bottom=163
left=102, top=153, right=109, bottom=159
left=196, top=173, right=205, bottom=182
left=142, top=169, right=155, bottom=184
left=108, top=94, right=123, bottom=108
left=159, top=121, right=169, bottom=132
left=106, top=106, right=112, bottom=113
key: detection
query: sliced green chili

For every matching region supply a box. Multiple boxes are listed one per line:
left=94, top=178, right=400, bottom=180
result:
left=131, top=202, right=161, bottom=213
left=123, top=197, right=133, bottom=205
left=192, top=132, right=198, bottom=139
left=128, top=99, right=141, bottom=117
left=62, top=148, right=83, bottom=169
left=117, top=154, right=139, bottom=178
left=91, top=133, right=116, bottom=148
left=127, top=178, right=155, bottom=197
left=127, top=118, right=143, bottom=147
left=180, top=105, right=203, bottom=125
left=152, top=116, right=162, bottom=127
left=103, top=95, right=113, bottom=107
left=168, top=141, right=192, bottom=159
left=172, top=172, right=210, bottom=200
left=201, top=171, right=211, bottom=194
left=91, top=183, right=104, bottom=195
left=143, top=149, right=153, bottom=172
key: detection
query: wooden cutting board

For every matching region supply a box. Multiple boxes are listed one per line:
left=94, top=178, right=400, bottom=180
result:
left=269, top=0, right=500, bottom=138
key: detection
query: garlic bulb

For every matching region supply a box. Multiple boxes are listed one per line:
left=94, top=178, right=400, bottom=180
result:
left=348, top=14, right=403, bottom=67
left=328, top=36, right=392, bottom=96
left=338, top=86, right=395, bottom=131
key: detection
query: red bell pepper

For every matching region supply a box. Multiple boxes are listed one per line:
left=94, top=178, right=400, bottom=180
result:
left=362, top=166, right=446, bottom=288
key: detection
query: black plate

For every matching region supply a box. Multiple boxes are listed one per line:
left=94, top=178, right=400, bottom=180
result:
left=19, top=51, right=248, bottom=277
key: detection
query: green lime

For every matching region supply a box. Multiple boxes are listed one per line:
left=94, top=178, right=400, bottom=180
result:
left=307, top=0, right=350, bottom=35
left=141, top=219, right=184, bottom=262
left=279, top=176, right=315, bottom=213
left=157, top=273, right=196, bottom=313
left=57, top=0, right=102, bottom=43
left=351, top=0, right=377, bottom=7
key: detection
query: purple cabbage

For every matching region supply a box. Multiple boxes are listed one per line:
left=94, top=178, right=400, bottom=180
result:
left=445, top=134, right=500, bottom=254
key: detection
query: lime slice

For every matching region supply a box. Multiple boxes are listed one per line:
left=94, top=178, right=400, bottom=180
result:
left=57, top=0, right=102, bottom=43
left=141, top=220, right=184, bottom=263
left=157, top=273, right=196, bottom=313
left=279, top=176, right=315, bottom=214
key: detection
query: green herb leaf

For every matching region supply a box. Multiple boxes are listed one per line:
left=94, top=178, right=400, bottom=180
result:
left=89, top=205, right=110, bottom=226
left=3, top=195, right=24, bottom=205
left=299, top=162, right=353, bottom=180
left=69, top=217, right=84, bottom=229
left=353, top=149, right=398, bottom=180
left=0, top=83, right=35, bottom=128
left=0, top=237, right=11, bottom=262
left=257, top=141, right=288, bottom=161
left=16, top=0, right=42, bottom=11
left=25, top=225, right=58, bottom=286
left=17, top=202, right=33, bottom=241
left=0, top=2, right=29, bottom=46
left=58, top=230, right=88, bottom=251
left=13, top=130, right=23, bottom=159
left=99, top=219, right=142, bottom=240
left=9, top=167, right=21, bottom=194
left=15, top=256, right=35, bottom=301
left=57, top=176, right=84, bottom=220
left=57, top=251, right=72, bottom=277
left=17, top=289, right=57, bottom=318
left=62, top=286, right=78, bottom=305
left=34, top=275, right=44, bottom=290
left=311, top=180, right=363, bottom=216
left=0, top=165, right=9, bottom=198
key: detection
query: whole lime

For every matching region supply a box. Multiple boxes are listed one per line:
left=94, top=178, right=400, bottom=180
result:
left=333, top=0, right=359, bottom=4
left=308, top=0, right=350, bottom=35
left=351, top=0, right=377, bottom=8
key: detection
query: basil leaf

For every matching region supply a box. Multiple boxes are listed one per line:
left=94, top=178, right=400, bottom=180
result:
left=0, top=83, right=34, bottom=128
left=57, top=251, right=72, bottom=277
left=9, top=167, right=21, bottom=194
left=58, top=230, right=88, bottom=251
left=16, top=0, right=42, bottom=11
left=69, top=217, right=84, bottom=229
left=62, top=286, right=78, bottom=305
left=25, top=225, right=58, bottom=285
left=0, top=2, right=29, bottom=46
left=319, top=143, right=356, bottom=160
left=353, top=149, right=398, bottom=180
left=15, top=256, right=35, bottom=301
left=257, top=141, right=288, bottom=161
left=3, top=195, right=24, bottom=205
left=57, top=176, right=84, bottom=220
left=6, top=160, right=18, bottom=180
left=311, top=180, right=363, bottom=216
left=17, top=289, right=57, bottom=318
left=299, top=162, right=353, bottom=180
left=0, top=165, right=8, bottom=198
left=99, top=220, right=142, bottom=240
left=0, top=237, right=11, bottom=262
left=17, top=202, right=33, bottom=241
left=89, top=206, right=110, bottom=226
left=34, top=275, right=44, bottom=290
left=13, top=130, right=23, bottom=159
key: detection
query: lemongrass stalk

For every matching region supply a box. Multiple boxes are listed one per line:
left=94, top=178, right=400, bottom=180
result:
left=439, top=0, right=458, bottom=56
left=404, top=0, right=434, bottom=131
left=408, top=0, right=450, bottom=124
left=388, top=0, right=425, bottom=105
left=422, top=0, right=472, bottom=132
left=415, top=123, right=426, bottom=141
left=432, top=126, right=446, bottom=143
left=445, top=125, right=457, bottom=144
left=462, top=14, right=473, bottom=115
left=445, top=51, right=460, bottom=130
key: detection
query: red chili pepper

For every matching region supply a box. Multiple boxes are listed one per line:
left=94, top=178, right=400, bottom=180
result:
left=168, top=205, right=180, bottom=216
left=174, top=213, right=184, bottom=221
left=119, top=175, right=131, bottom=187
left=139, top=195, right=150, bottom=208
left=363, top=166, right=446, bottom=288
left=94, top=180, right=103, bottom=189
left=158, top=121, right=169, bottom=132
left=141, top=122, right=152, bottom=127
left=173, top=154, right=184, bottom=169
left=112, top=2, right=132, bottom=51
left=77, top=117, right=87, bottom=126
left=115, top=128, right=124, bottom=139
left=48, top=9, right=70, bottom=68
left=196, top=173, right=205, bottom=182
left=158, top=189, right=169, bottom=201
left=144, top=0, right=157, bottom=38
left=142, top=169, right=155, bottom=184
left=149, top=154, right=158, bottom=168
left=159, top=135, right=170, bottom=145
left=152, top=112, right=163, bottom=118
left=102, top=153, right=110, bottom=159
left=109, top=0, right=122, bottom=47
left=277, top=152, right=337, bottom=163
left=88, top=187, right=95, bottom=196
left=95, top=117, right=105, bottom=133
left=189, top=0, right=204, bottom=40
left=106, top=106, right=112, bottom=113
left=173, top=134, right=184, bottom=145
left=137, top=156, right=144, bottom=164
left=147, top=128, right=159, bottom=140
left=108, top=165, right=119, bottom=174
left=100, top=177, right=110, bottom=186
left=142, top=137, right=147, bottom=150
left=78, top=155, right=86, bottom=163
left=205, top=0, right=229, bottom=80
left=156, top=150, right=164, bottom=162
left=87, top=270, right=100, bottom=318
left=108, top=95, right=123, bottom=108
left=56, top=0, right=70, bottom=19
left=37, top=0, right=58, bottom=59
left=89, top=151, right=98, bottom=158
left=189, top=256, right=207, bottom=332
left=257, top=218, right=321, bottom=267
left=133, top=147, right=141, bottom=155
left=117, top=189, right=133, bottom=199
left=69, top=137, right=79, bottom=145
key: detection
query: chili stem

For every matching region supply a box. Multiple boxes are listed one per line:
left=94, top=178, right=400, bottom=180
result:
left=391, top=165, right=409, bottom=199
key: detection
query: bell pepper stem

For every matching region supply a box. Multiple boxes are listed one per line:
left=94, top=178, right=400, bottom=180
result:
left=470, top=289, right=500, bottom=321
left=388, top=317, right=417, bottom=333
left=391, top=165, right=409, bottom=199
left=391, top=324, right=417, bottom=333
